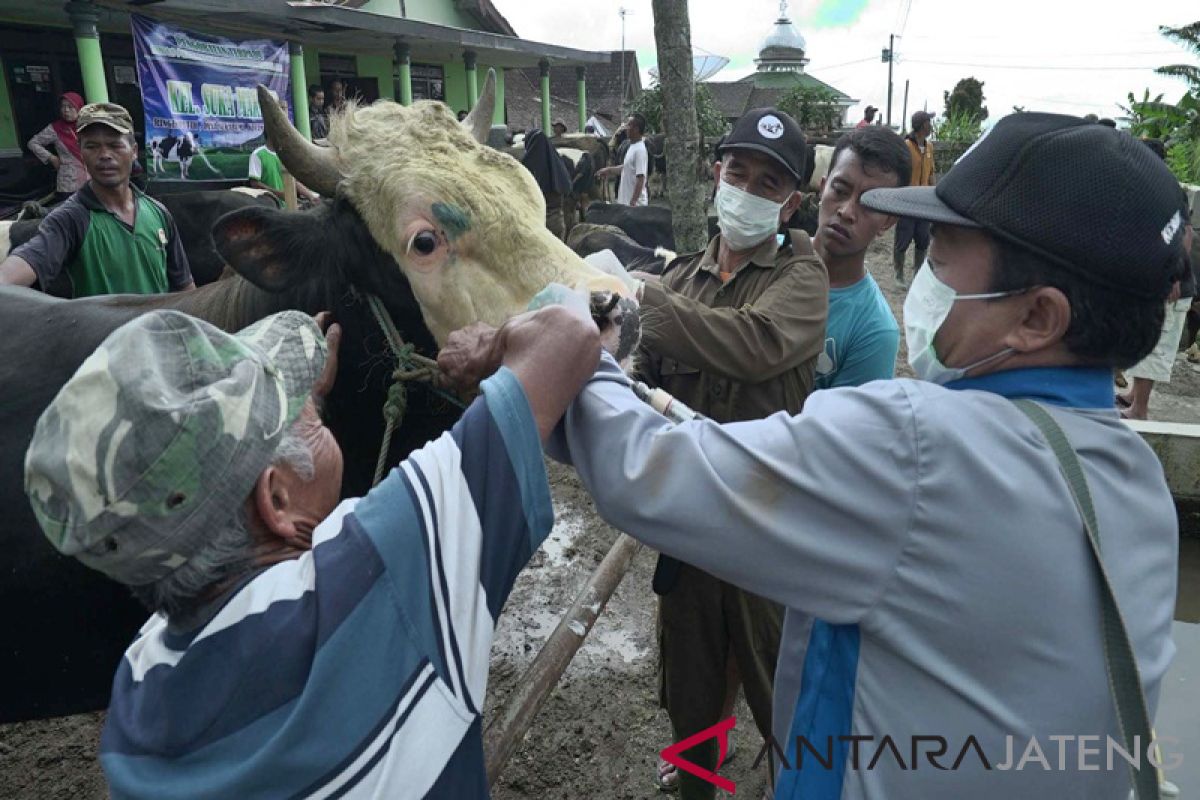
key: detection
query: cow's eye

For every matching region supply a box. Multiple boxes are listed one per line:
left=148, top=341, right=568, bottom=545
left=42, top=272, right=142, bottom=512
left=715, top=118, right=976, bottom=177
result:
left=409, top=230, right=439, bottom=256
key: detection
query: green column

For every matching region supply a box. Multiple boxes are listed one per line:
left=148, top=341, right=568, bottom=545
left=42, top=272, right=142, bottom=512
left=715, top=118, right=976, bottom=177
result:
left=289, top=42, right=311, bottom=139
left=394, top=41, right=412, bottom=106
left=539, top=58, right=551, bottom=135
left=65, top=1, right=108, bottom=104
left=463, top=50, right=478, bottom=111
left=493, top=68, right=505, bottom=126
left=576, top=66, right=587, bottom=132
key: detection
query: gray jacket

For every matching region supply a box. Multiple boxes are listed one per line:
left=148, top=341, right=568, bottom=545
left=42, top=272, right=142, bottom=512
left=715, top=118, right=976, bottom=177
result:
left=550, top=355, right=1177, bottom=799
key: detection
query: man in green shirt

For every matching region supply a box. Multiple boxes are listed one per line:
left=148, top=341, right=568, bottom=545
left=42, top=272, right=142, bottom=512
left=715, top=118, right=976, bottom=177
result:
left=248, top=129, right=319, bottom=203
left=0, top=103, right=194, bottom=297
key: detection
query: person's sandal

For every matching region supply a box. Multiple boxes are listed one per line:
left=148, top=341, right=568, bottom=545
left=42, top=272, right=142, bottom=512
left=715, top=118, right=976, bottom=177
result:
left=655, top=734, right=737, bottom=792
left=656, top=759, right=679, bottom=793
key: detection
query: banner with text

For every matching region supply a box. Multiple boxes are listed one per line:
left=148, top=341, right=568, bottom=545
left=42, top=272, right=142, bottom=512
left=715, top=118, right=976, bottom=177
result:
left=132, top=14, right=291, bottom=181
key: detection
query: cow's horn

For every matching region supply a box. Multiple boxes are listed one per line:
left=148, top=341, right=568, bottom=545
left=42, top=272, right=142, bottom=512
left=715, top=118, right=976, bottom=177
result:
left=257, top=85, right=342, bottom=197
left=462, top=69, right=496, bottom=144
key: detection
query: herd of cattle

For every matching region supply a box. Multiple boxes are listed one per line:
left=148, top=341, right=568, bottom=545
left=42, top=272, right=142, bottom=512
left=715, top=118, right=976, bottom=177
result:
left=0, top=72, right=837, bottom=724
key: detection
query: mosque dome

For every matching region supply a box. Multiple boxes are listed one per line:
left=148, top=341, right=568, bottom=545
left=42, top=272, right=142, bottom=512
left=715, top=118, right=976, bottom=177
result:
left=756, top=2, right=809, bottom=72
left=760, top=16, right=807, bottom=59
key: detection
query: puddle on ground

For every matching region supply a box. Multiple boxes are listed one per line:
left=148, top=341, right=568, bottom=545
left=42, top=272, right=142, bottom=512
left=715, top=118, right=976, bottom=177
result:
left=540, top=503, right=586, bottom=567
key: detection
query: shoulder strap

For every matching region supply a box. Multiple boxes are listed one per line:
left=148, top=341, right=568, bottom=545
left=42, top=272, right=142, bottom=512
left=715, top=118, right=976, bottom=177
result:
left=787, top=228, right=815, bottom=257
left=1011, top=399, right=1159, bottom=800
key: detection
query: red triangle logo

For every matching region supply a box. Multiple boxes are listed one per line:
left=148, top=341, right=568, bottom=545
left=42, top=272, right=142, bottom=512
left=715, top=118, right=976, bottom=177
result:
left=659, top=716, right=737, bottom=793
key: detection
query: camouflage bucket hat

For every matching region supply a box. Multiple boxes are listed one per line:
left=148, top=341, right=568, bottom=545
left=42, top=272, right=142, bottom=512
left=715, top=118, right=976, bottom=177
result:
left=24, top=310, right=327, bottom=586
left=76, top=102, right=135, bottom=135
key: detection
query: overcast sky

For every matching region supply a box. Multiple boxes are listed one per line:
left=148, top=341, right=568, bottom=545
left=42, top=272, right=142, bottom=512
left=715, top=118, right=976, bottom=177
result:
left=493, top=0, right=1198, bottom=126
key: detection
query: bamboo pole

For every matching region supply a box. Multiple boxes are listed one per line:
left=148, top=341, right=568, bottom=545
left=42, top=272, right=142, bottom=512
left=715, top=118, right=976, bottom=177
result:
left=483, top=533, right=642, bottom=785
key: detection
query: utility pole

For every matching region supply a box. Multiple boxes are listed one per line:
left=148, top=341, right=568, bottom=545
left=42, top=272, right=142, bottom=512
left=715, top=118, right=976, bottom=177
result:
left=901, top=78, right=910, bottom=134
left=619, top=7, right=632, bottom=117
left=882, top=33, right=895, bottom=128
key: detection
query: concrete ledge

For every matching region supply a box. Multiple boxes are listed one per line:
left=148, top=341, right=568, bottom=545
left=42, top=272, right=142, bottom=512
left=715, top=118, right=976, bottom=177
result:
left=1125, top=419, right=1200, bottom=504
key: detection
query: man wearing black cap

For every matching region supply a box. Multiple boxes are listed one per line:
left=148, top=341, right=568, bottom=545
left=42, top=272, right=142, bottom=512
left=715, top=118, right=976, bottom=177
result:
left=624, top=107, right=827, bottom=797
left=856, top=105, right=878, bottom=128
left=443, top=112, right=1183, bottom=798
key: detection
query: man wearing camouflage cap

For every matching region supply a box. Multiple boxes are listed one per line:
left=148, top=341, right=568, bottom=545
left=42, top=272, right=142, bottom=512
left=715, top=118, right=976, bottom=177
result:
left=25, top=299, right=601, bottom=797
left=0, top=102, right=193, bottom=297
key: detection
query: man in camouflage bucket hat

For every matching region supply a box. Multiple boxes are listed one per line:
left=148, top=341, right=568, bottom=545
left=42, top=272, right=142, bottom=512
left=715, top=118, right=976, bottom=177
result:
left=24, top=300, right=602, bottom=798
left=26, top=309, right=328, bottom=588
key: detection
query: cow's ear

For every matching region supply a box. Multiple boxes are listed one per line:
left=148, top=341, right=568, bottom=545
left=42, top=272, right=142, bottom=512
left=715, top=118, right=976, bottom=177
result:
left=212, top=206, right=312, bottom=292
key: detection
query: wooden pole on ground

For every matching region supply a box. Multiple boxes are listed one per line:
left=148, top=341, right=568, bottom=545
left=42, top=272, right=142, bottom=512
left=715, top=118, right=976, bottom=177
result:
left=282, top=171, right=298, bottom=211
left=483, top=533, right=642, bottom=786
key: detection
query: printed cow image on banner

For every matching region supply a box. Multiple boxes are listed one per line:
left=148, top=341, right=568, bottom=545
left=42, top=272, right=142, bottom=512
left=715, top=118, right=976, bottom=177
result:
left=132, top=14, right=292, bottom=182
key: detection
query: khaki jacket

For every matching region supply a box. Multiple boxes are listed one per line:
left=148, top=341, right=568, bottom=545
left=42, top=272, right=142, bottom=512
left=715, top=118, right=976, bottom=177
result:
left=633, top=231, right=828, bottom=422
left=906, top=136, right=935, bottom=187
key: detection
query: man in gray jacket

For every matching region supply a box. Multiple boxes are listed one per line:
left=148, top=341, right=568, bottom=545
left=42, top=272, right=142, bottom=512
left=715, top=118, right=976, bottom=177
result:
left=441, top=113, right=1183, bottom=799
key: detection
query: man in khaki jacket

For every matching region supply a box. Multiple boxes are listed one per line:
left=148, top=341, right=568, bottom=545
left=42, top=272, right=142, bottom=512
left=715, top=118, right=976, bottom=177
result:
left=894, top=110, right=936, bottom=286
left=630, top=107, right=828, bottom=798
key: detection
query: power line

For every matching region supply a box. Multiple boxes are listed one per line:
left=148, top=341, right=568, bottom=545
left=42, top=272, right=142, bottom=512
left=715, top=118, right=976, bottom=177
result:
left=902, top=58, right=1166, bottom=71
left=896, top=0, right=914, bottom=38
left=808, top=56, right=877, bottom=71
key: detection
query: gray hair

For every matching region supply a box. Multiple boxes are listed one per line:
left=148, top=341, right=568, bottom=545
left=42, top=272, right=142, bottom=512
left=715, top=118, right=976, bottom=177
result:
left=129, top=427, right=315, bottom=619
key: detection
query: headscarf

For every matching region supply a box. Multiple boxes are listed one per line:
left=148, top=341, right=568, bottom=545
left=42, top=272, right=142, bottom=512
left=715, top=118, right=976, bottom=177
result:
left=521, top=129, right=573, bottom=196
left=51, top=92, right=85, bottom=165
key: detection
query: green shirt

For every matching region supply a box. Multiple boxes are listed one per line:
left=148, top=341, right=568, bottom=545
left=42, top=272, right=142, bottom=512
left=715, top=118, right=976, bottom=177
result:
left=11, top=183, right=192, bottom=298
left=249, top=145, right=284, bottom=192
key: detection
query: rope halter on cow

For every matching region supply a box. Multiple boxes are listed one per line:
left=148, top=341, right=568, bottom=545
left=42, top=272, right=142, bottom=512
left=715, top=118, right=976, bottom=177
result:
left=361, top=288, right=636, bottom=487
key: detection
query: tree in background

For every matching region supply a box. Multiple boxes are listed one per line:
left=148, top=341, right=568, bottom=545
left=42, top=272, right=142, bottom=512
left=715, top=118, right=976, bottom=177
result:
left=778, top=86, right=841, bottom=135
left=943, top=77, right=989, bottom=123
left=628, top=80, right=726, bottom=138
left=1156, top=21, right=1200, bottom=90
left=1126, top=20, right=1200, bottom=183
left=651, top=0, right=708, bottom=252
left=1120, top=89, right=1169, bottom=138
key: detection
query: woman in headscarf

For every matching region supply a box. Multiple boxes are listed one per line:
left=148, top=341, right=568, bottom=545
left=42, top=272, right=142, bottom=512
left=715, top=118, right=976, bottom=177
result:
left=521, top=128, right=574, bottom=241
left=28, top=92, right=88, bottom=201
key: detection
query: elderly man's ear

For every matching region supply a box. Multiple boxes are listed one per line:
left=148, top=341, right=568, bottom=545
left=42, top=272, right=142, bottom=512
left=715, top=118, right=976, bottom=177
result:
left=312, top=313, right=341, bottom=398
left=252, top=467, right=309, bottom=545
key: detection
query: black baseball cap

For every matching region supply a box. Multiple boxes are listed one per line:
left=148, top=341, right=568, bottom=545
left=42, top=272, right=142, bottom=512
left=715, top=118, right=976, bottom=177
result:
left=861, top=112, right=1186, bottom=300
left=717, top=108, right=807, bottom=181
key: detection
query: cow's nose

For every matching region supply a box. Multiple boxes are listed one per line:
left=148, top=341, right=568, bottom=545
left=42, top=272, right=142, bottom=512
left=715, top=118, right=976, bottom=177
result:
left=613, top=295, right=641, bottom=362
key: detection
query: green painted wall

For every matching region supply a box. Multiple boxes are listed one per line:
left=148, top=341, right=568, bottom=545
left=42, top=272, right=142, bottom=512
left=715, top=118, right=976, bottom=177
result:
left=303, top=46, right=320, bottom=96
left=358, top=54, right=394, bottom=101
left=0, top=55, right=18, bottom=151
left=441, top=62, right=504, bottom=123
left=443, top=61, right=467, bottom=115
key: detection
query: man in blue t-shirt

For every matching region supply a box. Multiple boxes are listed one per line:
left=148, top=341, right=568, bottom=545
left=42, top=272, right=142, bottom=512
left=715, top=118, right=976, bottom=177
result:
left=812, top=126, right=912, bottom=389
left=24, top=301, right=600, bottom=799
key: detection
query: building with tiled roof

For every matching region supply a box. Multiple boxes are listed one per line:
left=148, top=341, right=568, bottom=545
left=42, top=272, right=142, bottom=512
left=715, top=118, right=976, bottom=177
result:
left=505, top=51, right=640, bottom=134
left=705, top=4, right=856, bottom=126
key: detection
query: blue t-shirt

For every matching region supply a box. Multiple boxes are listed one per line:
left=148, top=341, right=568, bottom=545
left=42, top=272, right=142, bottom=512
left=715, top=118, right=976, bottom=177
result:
left=99, top=366, right=552, bottom=799
left=813, top=273, right=899, bottom=390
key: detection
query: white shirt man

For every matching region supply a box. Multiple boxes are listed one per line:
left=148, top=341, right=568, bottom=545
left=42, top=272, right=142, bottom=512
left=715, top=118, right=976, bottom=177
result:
left=599, top=114, right=649, bottom=208
left=618, top=137, right=649, bottom=207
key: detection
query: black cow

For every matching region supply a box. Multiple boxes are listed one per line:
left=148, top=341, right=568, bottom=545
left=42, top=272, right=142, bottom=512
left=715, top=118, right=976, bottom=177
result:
left=567, top=222, right=674, bottom=275
left=584, top=202, right=721, bottom=252
left=155, top=190, right=282, bottom=285
left=0, top=197, right=460, bottom=722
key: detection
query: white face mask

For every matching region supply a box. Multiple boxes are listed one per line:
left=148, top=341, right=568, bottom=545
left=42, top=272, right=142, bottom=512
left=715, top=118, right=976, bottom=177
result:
left=903, top=260, right=1025, bottom=384
left=715, top=179, right=785, bottom=251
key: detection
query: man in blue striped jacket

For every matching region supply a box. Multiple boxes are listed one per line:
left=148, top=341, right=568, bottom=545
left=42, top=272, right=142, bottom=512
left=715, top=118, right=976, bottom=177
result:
left=24, top=301, right=600, bottom=799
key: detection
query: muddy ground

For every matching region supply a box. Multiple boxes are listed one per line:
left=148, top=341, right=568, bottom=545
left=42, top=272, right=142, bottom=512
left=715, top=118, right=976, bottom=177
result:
left=1, top=236, right=1196, bottom=799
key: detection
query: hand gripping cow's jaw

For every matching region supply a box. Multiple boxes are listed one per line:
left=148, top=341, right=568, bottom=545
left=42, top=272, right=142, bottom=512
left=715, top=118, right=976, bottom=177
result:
left=257, top=72, right=640, bottom=362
